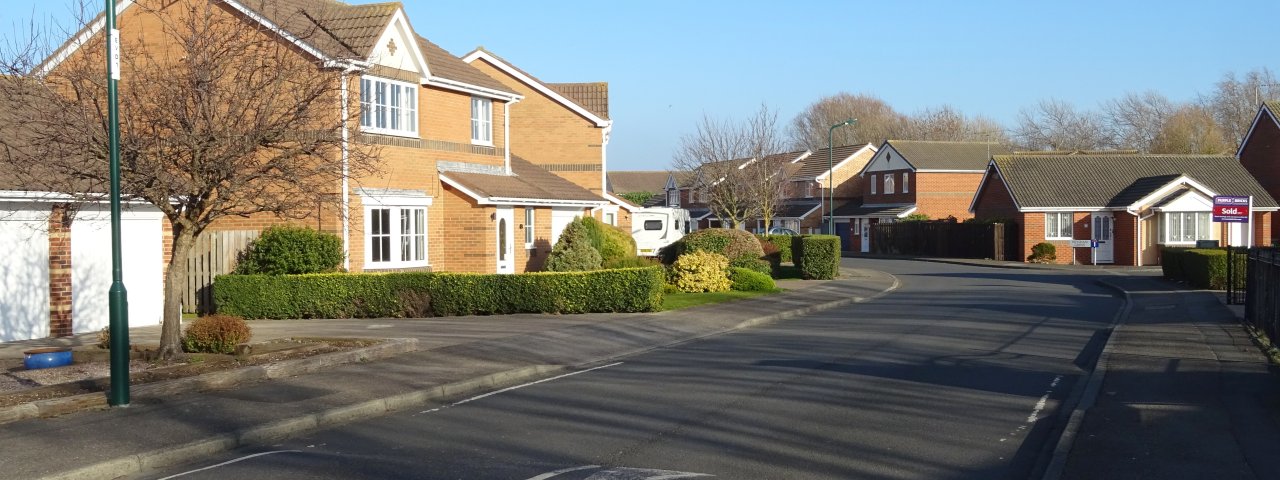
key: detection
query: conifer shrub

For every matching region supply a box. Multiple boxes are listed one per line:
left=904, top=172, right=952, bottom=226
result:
left=182, top=315, right=252, bottom=354
left=578, top=216, right=638, bottom=266
left=546, top=221, right=603, bottom=272
left=1029, top=242, right=1057, bottom=263
left=670, top=250, right=731, bottom=293
left=235, top=225, right=342, bottom=275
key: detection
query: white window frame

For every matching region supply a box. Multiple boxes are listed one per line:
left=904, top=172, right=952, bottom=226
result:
left=902, top=172, right=910, bottom=193
left=884, top=175, right=895, bottom=195
left=471, top=96, right=493, bottom=146
left=363, top=194, right=433, bottom=270
left=524, top=207, right=535, bottom=248
left=870, top=174, right=877, bottom=194
left=804, top=182, right=814, bottom=198
left=360, top=76, right=418, bottom=137
left=1161, top=211, right=1212, bottom=244
left=667, top=189, right=679, bottom=207
left=1044, top=212, right=1073, bottom=240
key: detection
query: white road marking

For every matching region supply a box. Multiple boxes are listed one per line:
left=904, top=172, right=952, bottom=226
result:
left=366, top=324, right=394, bottom=329
left=420, top=362, right=624, bottom=414
left=156, top=450, right=303, bottom=479
left=525, top=464, right=602, bottom=480
left=999, top=374, right=1065, bottom=443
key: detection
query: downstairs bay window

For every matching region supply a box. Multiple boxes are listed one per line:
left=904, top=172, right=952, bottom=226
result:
left=1161, top=212, right=1211, bottom=244
left=361, top=189, right=433, bottom=269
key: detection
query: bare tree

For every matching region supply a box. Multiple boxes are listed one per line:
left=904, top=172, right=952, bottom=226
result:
left=736, top=107, right=788, bottom=231
left=673, top=105, right=784, bottom=229
left=1149, top=104, right=1232, bottom=154
left=900, top=105, right=1010, bottom=143
left=1012, top=98, right=1114, bottom=151
left=1103, top=91, right=1175, bottom=152
left=788, top=92, right=904, bottom=150
left=1199, top=67, right=1277, bottom=148
left=0, top=1, right=378, bottom=358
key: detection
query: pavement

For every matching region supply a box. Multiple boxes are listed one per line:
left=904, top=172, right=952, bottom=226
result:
left=0, top=269, right=900, bottom=480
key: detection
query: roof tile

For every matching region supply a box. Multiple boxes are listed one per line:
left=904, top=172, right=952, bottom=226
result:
left=888, top=140, right=1010, bottom=171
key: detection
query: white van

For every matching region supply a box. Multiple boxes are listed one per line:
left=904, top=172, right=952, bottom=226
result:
left=632, top=207, right=691, bottom=256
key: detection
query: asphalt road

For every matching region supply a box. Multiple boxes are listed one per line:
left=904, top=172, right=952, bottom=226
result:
left=138, top=258, right=1122, bottom=480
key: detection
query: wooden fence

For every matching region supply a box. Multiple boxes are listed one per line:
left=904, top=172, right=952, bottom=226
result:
left=184, top=230, right=258, bottom=314
left=870, top=222, right=1017, bottom=260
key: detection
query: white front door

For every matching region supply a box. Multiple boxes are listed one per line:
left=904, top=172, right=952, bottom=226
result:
left=860, top=219, right=871, bottom=253
left=495, top=206, right=515, bottom=274
left=1092, top=213, right=1114, bottom=264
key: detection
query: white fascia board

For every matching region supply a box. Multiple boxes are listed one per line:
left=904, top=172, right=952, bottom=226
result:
left=790, top=150, right=814, bottom=164
left=895, top=206, right=919, bottom=219
left=855, top=141, right=896, bottom=176
left=816, top=144, right=877, bottom=181
left=0, top=189, right=154, bottom=205
left=603, top=192, right=641, bottom=212
left=461, top=49, right=611, bottom=127
left=1020, top=207, right=1115, bottom=213
left=1237, top=103, right=1280, bottom=157
left=969, top=160, right=1023, bottom=213
left=1127, top=175, right=1218, bottom=210
left=424, top=77, right=522, bottom=102
left=915, top=169, right=985, bottom=173
left=795, top=204, right=822, bottom=219
left=35, top=0, right=136, bottom=75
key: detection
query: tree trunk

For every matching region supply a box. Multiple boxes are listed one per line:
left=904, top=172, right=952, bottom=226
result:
left=157, top=228, right=195, bottom=359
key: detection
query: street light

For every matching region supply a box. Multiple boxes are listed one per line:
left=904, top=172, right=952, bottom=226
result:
left=826, top=119, right=856, bottom=234
left=105, top=0, right=130, bottom=407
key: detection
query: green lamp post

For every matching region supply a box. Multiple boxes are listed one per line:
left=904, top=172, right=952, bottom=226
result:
left=105, top=0, right=130, bottom=407
left=826, top=119, right=856, bottom=234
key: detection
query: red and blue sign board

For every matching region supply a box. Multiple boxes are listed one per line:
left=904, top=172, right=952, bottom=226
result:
left=1212, top=195, right=1251, bottom=223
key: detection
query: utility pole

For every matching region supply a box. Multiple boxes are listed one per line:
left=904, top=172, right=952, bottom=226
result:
left=105, top=0, right=131, bottom=407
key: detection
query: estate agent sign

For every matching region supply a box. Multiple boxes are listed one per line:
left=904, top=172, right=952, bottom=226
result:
left=1212, top=195, right=1251, bottom=223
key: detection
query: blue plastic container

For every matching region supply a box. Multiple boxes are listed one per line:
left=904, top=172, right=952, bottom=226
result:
left=23, top=348, right=73, bottom=370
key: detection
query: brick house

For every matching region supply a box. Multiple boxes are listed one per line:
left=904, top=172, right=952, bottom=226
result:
left=833, top=140, right=1008, bottom=253
left=969, top=153, right=1277, bottom=265
left=605, top=171, right=672, bottom=207
left=462, top=48, right=636, bottom=231
left=1237, top=101, right=1280, bottom=245
left=768, top=144, right=876, bottom=234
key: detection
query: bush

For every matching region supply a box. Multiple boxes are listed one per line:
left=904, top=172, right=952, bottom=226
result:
left=214, top=267, right=666, bottom=319
left=235, top=225, right=343, bottom=275
left=681, top=228, right=765, bottom=263
left=578, top=216, right=638, bottom=266
left=605, top=256, right=659, bottom=269
left=670, top=250, right=731, bottom=293
left=1029, top=242, right=1057, bottom=263
left=730, top=256, right=771, bottom=276
left=546, top=220, right=602, bottom=272
left=1162, top=248, right=1243, bottom=289
left=792, top=235, right=840, bottom=280
left=1161, top=247, right=1188, bottom=280
left=760, top=240, right=782, bottom=270
left=756, top=234, right=793, bottom=263
left=729, top=267, right=777, bottom=292
left=902, top=213, right=931, bottom=222
left=182, top=315, right=252, bottom=354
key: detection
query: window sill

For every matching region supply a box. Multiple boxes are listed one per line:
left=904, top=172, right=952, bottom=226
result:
left=364, top=262, right=431, bottom=271
left=361, top=127, right=420, bottom=139
left=471, top=140, right=494, bottom=147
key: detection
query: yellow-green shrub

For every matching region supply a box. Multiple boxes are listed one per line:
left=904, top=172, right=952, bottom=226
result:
left=182, top=315, right=252, bottom=354
left=671, top=250, right=731, bottom=293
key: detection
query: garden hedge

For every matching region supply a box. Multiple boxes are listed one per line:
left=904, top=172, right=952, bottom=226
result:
left=214, top=267, right=665, bottom=319
left=792, top=235, right=841, bottom=280
left=756, top=234, right=794, bottom=263
left=1161, top=247, right=1246, bottom=290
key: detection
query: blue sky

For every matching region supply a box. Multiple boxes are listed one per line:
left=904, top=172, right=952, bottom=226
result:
left=4, top=1, right=1277, bottom=171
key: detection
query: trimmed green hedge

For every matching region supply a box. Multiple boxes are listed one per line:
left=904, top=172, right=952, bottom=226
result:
left=756, top=234, right=794, bottom=263
left=729, top=267, right=777, bottom=292
left=792, top=235, right=841, bottom=280
left=214, top=267, right=665, bottom=319
left=1161, top=247, right=1245, bottom=290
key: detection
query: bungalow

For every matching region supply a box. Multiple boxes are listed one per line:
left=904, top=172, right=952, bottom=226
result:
left=1237, top=101, right=1280, bottom=245
left=969, top=153, right=1277, bottom=265
left=834, top=140, right=1009, bottom=253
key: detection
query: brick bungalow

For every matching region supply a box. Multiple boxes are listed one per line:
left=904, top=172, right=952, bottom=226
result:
left=970, top=153, right=1277, bottom=265
left=834, top=140, right=1009, bottom=253
left=462, top=48, right=637, bottom=230
left=1237, top=101, right=1280, bottom=245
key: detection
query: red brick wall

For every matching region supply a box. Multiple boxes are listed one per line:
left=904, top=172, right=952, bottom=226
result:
left=48, top=205, right=73, bottom=337
left=971, top=167, right=1019, bottom=221
left=915, top=172, right=984, bottom=220
left=1239, top=110, right=1280, bottom=243
left=1113, top=213, right=1137, bottom=266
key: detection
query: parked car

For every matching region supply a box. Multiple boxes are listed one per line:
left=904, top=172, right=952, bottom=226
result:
left=767, top=227, right=798, bottom=235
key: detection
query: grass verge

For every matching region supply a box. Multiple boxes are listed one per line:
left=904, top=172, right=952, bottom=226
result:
left=661, top=290, right=775, bottom=311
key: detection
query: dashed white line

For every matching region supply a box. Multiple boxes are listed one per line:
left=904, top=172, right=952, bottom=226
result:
left=156, top=450, right=303, bottom=479
left=420, top=362, right=625, bottom=414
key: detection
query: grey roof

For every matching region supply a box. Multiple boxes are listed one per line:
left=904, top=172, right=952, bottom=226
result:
left=888, top=140, right=1010, bottom=171
left=607, top=171, right=671, bottom=194
left=991, top=154, right=1280, bottom=209
left=830, top=202, right=915, bottom=218
left=775, top=202, right=821, bottom=219
left=795, top=145, right=866, bottom=178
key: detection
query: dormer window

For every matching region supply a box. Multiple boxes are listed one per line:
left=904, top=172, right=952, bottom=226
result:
left=471, top=97, right=493, bottom=145
left=360, top=76, right=418, bottom=137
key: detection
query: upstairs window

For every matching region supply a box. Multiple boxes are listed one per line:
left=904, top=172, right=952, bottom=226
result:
left=471, top=97, right=493, bottom=145
left=902, top=173, right=910, bottom=193
left=884, top=175, right=895, bottom=194
left=360, top=76, right=417, bottom=137
left=804, top=182, right=814, bottom=198
left=870, top=174, right=877, bottom=195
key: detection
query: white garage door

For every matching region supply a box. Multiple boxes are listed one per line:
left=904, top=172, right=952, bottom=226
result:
left=71, top=206, right=164, bottom=334
left=0, top=206, right=51, bottom=342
